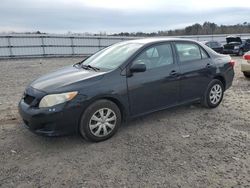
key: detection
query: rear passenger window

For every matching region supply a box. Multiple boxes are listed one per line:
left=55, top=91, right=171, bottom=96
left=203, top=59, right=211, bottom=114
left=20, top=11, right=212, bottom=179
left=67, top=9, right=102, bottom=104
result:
left=176, top=43, right=202, bottom=63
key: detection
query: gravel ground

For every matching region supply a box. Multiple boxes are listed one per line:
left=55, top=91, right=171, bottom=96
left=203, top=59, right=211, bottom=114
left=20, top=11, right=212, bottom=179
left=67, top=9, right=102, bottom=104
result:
left=0, top=57, right=249, bottom=188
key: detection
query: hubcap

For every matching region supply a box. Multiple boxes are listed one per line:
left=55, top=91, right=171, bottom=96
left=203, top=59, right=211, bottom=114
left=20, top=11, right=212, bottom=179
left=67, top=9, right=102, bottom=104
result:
left=89, top=108, right=117, bottom=137
left=209, top=84, right=222, bottom=105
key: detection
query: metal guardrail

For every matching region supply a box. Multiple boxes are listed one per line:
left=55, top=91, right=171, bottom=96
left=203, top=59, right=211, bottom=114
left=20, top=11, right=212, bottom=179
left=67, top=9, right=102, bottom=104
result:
left=0, top=33, right=250, bottom=58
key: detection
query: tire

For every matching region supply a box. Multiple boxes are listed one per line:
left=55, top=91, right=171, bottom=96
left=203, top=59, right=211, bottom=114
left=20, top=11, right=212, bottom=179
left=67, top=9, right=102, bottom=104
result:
left=243, top=72, right=250, bottom=78
left=202, top=79, right=224, bottom=108
left=238, top=49, right=244, bottom=56
left=79, top=99, right=121, bottom=142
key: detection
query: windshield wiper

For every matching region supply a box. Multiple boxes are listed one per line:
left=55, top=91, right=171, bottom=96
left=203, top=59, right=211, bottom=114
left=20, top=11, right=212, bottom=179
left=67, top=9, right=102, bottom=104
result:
left=73, top=56, right=91, bottom=68
left=73, top=61, right=81, bottom=68
left=81, top=64, right=100, bottom=71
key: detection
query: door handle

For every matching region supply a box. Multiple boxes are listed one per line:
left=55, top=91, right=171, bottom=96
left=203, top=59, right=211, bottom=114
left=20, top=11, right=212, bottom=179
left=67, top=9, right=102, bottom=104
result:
left=206, top=63, right=212, bottom=68
left=170, top=70, right=179, bottom=77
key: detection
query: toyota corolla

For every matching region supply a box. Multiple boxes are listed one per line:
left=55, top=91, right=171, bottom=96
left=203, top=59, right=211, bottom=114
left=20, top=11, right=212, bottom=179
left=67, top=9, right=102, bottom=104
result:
left=18, top=38, right=235, bottom=142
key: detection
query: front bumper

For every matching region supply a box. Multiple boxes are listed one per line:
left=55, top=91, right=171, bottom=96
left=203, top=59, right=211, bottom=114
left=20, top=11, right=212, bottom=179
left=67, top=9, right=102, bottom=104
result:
left=18, top=99, right=82, bottom=136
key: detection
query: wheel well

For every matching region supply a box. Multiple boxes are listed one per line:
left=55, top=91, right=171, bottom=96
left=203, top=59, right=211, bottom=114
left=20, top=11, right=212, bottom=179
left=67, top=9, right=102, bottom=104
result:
left=99, top=97, right=127, bottom=122
left=78, top=96, right=127, bottom=129
left=214, top=76, right=226, bottom=89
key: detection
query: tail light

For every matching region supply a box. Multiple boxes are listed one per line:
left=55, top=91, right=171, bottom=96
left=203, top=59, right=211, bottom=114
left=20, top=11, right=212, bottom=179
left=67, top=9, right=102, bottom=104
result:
left=243, top=54, right=250, bottom=60
left=229, top=59, right=235, bottom=67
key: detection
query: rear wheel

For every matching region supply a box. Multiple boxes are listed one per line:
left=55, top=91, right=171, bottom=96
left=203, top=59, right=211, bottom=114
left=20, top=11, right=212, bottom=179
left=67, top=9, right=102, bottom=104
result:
left=79, top=99, right=121, bottom=142
left=202, top=79, right=224, bottom=108
left=243, top=72, right=250, bottom=78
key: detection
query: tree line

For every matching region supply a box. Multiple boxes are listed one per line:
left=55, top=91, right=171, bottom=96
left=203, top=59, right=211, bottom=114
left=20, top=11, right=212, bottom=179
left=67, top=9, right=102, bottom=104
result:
left=3, top=22, right=250, bottom=37
left=111, top=22, right=250, bottom=37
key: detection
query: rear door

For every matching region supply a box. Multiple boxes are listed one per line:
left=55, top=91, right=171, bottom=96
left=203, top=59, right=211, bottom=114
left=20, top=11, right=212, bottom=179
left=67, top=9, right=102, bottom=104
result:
left=174, top=42, right=214, bottom=102
left=127, top=43, right=180, bottom=116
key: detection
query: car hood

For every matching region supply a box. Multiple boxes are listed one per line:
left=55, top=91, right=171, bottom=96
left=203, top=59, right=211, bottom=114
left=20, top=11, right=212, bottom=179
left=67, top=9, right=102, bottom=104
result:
left=226, top=36, right=242, bottom=44
left=30, top=65, right=106, bottom=93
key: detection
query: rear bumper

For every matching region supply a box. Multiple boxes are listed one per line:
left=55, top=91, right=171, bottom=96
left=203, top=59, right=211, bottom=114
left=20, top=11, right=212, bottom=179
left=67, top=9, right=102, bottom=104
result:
left=241, top=62, right=250, bottom=72
left=18, top=99, right=82, bottom=136
left=224, top=68, right=234, bottom=90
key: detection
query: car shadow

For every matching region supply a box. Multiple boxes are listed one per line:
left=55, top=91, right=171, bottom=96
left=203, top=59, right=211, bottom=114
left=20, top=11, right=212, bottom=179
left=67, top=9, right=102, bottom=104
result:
left=123, top=103, right=202, bottom=127
left=17, top=103, right=203, bottom=149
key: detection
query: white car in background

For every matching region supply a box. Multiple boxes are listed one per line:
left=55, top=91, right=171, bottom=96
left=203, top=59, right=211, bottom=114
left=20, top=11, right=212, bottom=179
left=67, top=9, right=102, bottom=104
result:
left=242, top=52, right=250, bottom=78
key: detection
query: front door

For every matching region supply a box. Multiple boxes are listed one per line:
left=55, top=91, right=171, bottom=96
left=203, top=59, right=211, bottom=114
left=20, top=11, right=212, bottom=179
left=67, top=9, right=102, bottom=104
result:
left=127, top=43, right=180, bottom=116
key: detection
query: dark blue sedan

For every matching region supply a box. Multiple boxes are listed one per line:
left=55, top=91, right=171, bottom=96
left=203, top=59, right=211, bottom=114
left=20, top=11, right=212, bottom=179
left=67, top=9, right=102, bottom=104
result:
left=19, top=38, right=235, bottom=142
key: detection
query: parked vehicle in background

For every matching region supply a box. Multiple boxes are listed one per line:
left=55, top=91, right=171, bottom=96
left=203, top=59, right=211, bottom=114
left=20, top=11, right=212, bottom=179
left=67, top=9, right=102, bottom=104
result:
left=204, top=41, right=224, bottom=54
left=18, top=38, right=235, bottom=142
left=242, top=52, right=250, bottom=78
left=223, top=36, right=250, bottom=56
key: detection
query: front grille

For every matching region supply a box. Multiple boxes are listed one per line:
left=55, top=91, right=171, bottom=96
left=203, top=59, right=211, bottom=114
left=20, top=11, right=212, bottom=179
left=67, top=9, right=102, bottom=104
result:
left=23, top=94, right=36, bottom=105
left=23, top=87, right=45, bottom=107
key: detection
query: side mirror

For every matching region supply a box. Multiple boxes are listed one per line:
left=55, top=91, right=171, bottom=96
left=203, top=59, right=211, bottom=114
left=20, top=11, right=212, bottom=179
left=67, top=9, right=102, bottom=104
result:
left=130, top=63, right=146, bottom=73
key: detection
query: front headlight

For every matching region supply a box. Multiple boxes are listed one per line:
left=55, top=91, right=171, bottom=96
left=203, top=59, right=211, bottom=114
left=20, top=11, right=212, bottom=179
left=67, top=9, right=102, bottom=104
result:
left=39, top=91, right=78, bottom=108
left=234, top=46, right=240, bottom=50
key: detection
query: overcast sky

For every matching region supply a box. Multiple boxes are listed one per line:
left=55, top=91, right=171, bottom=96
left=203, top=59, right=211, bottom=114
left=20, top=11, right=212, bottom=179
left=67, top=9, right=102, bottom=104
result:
left=1, top=0, right=250, bottom=34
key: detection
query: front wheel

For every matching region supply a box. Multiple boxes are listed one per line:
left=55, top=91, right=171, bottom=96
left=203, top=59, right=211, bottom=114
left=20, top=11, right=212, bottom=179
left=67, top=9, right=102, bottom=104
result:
left=79, top=100, right=121, bottom=142
left=202, top=79, right=224, bottom=108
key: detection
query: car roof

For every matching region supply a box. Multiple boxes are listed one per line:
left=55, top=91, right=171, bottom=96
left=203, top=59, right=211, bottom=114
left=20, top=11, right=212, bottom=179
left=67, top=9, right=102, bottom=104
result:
left=207, top=40, right=220, bottom=43
left=122, top=38, right=220, bottom=56
left=202, top=40, right=220, bottom=44
left=123, top=37, right=198, bottom=45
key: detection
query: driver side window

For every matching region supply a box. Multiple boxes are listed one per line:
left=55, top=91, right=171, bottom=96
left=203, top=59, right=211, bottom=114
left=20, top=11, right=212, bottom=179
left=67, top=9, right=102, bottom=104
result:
left=133, top=43, right=174, bottom=70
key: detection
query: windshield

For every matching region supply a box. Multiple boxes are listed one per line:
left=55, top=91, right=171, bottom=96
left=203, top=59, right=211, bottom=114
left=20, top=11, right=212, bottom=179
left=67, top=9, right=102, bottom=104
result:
left=81, top=42, right=143, bottom=70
